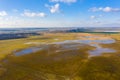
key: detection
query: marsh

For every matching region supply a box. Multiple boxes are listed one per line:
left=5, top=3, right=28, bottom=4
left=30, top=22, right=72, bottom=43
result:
left=14, top=35, right=116, bottom=57
left=0, top=33, right=120, bottom=80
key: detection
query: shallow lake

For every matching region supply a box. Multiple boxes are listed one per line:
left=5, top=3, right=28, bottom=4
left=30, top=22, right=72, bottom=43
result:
left=14, top=37, right=116, bottom=57
left=15, top=47, right=42, bottom=56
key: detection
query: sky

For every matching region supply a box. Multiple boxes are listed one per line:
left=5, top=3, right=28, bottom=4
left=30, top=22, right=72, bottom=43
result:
left=0, top=0, right=120, bottom=28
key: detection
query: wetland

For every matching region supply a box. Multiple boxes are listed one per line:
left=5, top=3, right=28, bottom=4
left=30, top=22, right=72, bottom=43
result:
left=0, top=33, right=120, bottom=80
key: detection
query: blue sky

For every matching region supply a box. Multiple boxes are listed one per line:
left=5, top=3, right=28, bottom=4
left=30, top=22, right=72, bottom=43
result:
left=0, top=0, right=120, bottom=28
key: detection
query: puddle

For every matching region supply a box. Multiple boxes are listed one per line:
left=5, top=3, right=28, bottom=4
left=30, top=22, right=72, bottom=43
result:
left=54, top=39, right=115, bottom=45
left=15, top=47, right=42, bottom=56
left=89, top=48, right=116, bottom=57
left=89, top=44, right=116, bottom=57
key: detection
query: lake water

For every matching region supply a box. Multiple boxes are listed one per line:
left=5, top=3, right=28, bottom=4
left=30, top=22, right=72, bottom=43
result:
left=54, top=39, right=116, bottom=56
left=15, top=47, right=42, bottom=56
left=14, top=37, right=116, bottom=57
left=89, top=44, right=116, bottom=57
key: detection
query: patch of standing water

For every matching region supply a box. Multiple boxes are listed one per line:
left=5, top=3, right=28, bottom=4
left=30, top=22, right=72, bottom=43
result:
left=15, top=47, right=42, bottom=56
left=54, top=39, right=115, bottom=44
left=89, top=44, right=116, bottom=57
left=54, top=39, right=116, bottom=57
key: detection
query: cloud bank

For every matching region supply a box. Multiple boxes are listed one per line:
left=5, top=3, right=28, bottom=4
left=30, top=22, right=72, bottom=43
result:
left=21, top=11, right=46, bottom=17
left=90, top=7, right=120, bottom=12
left=0, top=11, right=7, bottom=16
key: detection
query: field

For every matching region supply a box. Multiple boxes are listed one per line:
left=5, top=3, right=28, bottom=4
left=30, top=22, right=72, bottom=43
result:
left=0, top=33, right=120, bottom=80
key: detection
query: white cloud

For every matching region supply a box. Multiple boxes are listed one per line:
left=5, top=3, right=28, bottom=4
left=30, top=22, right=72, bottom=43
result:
left=37, top=13, right=47, bottom=17
left=95, top=21, right=101, bottom=23
left=50, top=0, right=77, bottom=3
left=89, top=7, right=101, bottom=12
left=51, top=3, right=60, bottom=13
left=0, top=11, right=7, bottom=16
left=90, top=15, right=96, bottom=19
left=90, top=14, right=103, bottom=19
left=46, top=3, right=60, bottom=13
left=89, top=7, right=120, bottom=12
left=21, top=11, right=46, bottom=17
left=102, top=7, right=112, bottom=12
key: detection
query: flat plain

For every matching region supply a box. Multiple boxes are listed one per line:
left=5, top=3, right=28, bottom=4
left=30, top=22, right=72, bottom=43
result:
left=0, top=33, right=120, bottom=80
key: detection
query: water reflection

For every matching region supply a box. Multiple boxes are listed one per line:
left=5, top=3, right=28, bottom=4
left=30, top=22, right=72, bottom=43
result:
left=15, top=47, right=42, bottom=56
left=15, top=38, right=116, bottom=57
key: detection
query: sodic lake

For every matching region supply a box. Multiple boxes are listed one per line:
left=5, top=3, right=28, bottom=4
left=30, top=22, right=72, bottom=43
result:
left=15, top=37, right=116, bottom=57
